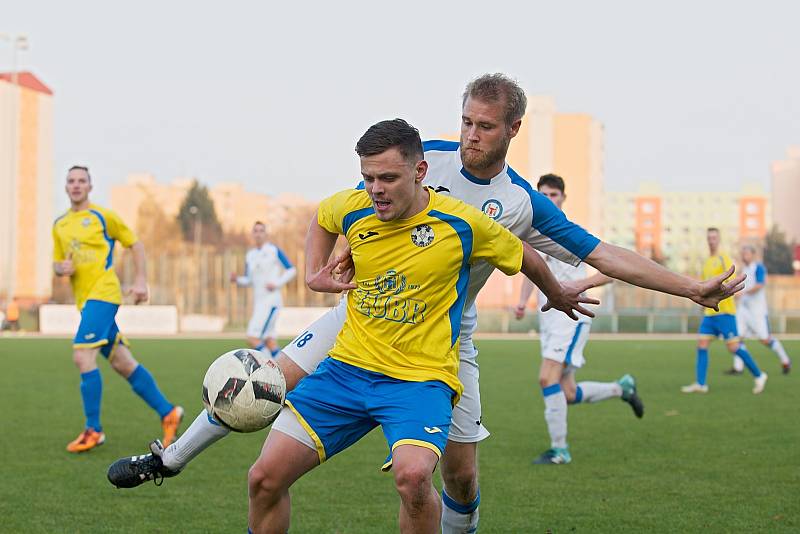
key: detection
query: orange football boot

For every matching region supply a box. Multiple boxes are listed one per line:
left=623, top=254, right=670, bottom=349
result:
left=161, top=406, right=184, bottom=447
left=66, top=429, right=106, bottom=453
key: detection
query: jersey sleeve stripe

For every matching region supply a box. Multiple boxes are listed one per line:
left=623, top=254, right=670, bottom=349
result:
left=89, top=209, right=115, bottom=270
left=755, top=263, right=766, bottom=284
left=428, top=210, right=473, bottom=346
left=276, top=247, right=293, bottom=269
left=422, top=140, right=459, bottom=152
left=507, top=168, right=600, bottom=260
left=342, top=207, right=375, bottom=235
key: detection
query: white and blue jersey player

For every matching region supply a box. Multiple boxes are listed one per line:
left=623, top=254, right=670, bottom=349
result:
left=515, top=174, right=643, bottom=466
left=731, top=245, right=792, bottom=374
left=231, top=221, right=296, bottom=355
left=110, top=74, right=745, bottom=534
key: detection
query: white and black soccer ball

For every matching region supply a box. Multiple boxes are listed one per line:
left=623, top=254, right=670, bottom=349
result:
left=202, top=348, right=286, bottom=433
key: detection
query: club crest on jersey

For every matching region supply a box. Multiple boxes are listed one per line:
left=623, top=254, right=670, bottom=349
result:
left=481, top=199, right=503, bottom=220
left=411, top=224, right=434, bottom=247
left=375, top=269, right=407, bottom=295
left=82, top=217, right=92, bottom=227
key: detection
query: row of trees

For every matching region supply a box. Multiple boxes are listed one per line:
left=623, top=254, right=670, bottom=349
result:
left=764, top=226, right=796, bottom=275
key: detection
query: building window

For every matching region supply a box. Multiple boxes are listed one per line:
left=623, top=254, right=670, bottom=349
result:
left=745, top=201, right=759, bottom=214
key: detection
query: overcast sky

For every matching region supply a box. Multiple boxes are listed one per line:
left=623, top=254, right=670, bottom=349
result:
left=5, top=0, right=799, bottom=212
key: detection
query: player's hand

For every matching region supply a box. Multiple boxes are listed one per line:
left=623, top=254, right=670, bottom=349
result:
left=57, top=259, right=75, bottom=276
left=514, top=304, right=526, bottom=320
left=127, top=278, right=149, bottom=304
left=692, top=265, right=745, bottom=311
left=540, top=284, right=599, bottom=320
left=307, top=253, right=358, bottom=293
left=230, top=272, right=238, bottom=283
left=266, top=282, right=277, bottom=291
left=57, top=253, right=75, bottom=276
left=333, top=247, right=354, bottom=284
left=561, top=277, right=604, bottom=295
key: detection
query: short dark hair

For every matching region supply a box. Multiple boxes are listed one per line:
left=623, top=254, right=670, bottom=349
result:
left=68, top=165, right=91, bottom=181
left=355, top=119, right=423, bottom=163
left=537, top=173, right=565, bottom=193
left=707, top=227, right=720, bottom=234
left=253, top=221, right=266, bottom=229
left=463, top=73, right=527, bottom=126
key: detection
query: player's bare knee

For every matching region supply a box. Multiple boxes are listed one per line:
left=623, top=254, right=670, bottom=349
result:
left=725, top=341, right=741, bottom=353
left=72, top=349, right=96, bottom=371
left=395, top=478, right=431, bottom=513
left=109, top=349, right=138, bottom=376
left=248, top=462, right=282, bottom=502
left=393, top=463, right=433, bottom=500
left=538, top=375, right=557, bottom=389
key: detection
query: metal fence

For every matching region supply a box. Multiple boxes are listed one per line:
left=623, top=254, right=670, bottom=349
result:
left=49, top=244, right=800, bottom=334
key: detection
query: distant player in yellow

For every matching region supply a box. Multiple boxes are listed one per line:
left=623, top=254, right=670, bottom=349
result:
left=681, top=227, right=767, bottom=394
left=246, top=119, right=598, bottom=534
left=53, top=165, right=183, bottom=452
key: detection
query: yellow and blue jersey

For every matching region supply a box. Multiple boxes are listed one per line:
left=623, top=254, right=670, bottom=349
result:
left=702, top=253, right=736, bottom=316
left=52, top=204, right=137, bottom=310
left=318, top=188, right=523, bottom=398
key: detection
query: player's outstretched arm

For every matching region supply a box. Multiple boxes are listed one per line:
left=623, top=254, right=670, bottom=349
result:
left=520, top=243, right=599, bottom=320
left=305, top=215, right=357, bottom=294
left=585, top=242, right=745, bottom=311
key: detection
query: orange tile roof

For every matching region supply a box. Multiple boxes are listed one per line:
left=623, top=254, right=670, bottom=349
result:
left=0, top=71, right=53, bottom=95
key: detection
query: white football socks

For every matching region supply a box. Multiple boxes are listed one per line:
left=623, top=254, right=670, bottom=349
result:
left=769, top=339, right=791, bottom=365
left=543, top=387, right=568, bottom=449
left=161, top=409, right=230, bottom=471
left=441, top=490, right=480, bottom=534
left=575, top=381, right=622, bottom=403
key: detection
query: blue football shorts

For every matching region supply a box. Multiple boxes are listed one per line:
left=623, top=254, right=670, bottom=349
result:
left=73, top=299, right=129, bottom=358
left=698, top=314, right=739, bottom=341
left=285, top=357, right=455, bottom=470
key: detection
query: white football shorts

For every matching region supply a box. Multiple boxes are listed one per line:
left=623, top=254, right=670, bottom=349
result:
left=539, top=315, right=591, bottom=369
left=246, top=297, right=282, bottom=339
left=736, top=307, right=770, bottom=340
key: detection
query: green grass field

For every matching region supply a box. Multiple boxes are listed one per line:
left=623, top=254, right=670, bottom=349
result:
left=0, top=337, right=797, bottom=533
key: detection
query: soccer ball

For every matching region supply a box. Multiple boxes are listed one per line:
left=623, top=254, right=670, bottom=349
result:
left=202, top=348, right=286, bottom=433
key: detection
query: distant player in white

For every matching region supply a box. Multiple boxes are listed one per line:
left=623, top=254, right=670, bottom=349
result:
left=515, top=174, right=643, bottom=466
left=230, top=221, right=296, bottom=356
left=110, top=74, right=744, bottom=533
left=728, top=245, right=792, bottom=375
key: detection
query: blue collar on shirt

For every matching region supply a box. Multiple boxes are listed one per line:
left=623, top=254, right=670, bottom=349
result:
left=460, top=166, right=493, bottom=185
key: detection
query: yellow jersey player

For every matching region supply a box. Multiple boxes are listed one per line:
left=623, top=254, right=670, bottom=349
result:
left=246, top=119, right=598, bottom=534
left=681, top=227, right=767, bottom=394
left=53, top=165, right=183, bottom=452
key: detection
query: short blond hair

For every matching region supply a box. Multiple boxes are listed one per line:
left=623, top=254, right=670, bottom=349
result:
left=463, top=73, right=527, bottom=126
